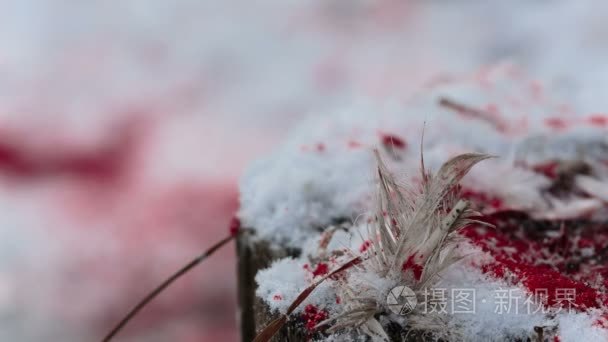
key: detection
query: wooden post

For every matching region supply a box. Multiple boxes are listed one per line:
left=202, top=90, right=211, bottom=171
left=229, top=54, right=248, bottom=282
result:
left=236, top=230, right=304, bottom=342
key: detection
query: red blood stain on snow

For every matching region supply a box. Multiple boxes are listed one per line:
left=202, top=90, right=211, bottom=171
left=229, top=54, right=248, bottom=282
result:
left=402, top=253, right=423, bottom=281
left=381, top=134, right=407, bottom=149
left=0, top=118, right=142, bottom=183
left=589, top=115, right=608, bottom=127
left=273, top=294, right=283, bottom=301
left=359, top=240, right=372, bottom=253
left=300, top=143, right=327, bottom=153
left=312, top=263, right=329, bottom=277
left=545, top=118, right=568, bottom=131
left=463, top=211, right=608, bottom=310
left=302, top=304, right=329, bottom=332
left=530, top=161, right=560, bottom=179
left=69, top=181, right=240, bottom=337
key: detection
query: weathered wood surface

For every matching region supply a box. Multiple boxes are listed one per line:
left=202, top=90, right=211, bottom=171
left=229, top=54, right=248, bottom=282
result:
left=236, top=230, right=303, bottom=342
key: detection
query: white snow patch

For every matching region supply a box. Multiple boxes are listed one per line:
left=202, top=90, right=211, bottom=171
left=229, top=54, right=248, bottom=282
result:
left=558, top=310, right=608, bottom=342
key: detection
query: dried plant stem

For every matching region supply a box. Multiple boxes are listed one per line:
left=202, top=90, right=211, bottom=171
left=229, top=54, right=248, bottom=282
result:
left=253, top=257, right=362, bottom=342
left=438, top=97, right=486, bottom=115
left=438, top=97, right=504, bottom=131
left=101, top=234, right=236, bottom=342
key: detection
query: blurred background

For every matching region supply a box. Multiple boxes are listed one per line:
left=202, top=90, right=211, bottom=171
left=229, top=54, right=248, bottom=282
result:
left=1, top=0, right=608, bottom=341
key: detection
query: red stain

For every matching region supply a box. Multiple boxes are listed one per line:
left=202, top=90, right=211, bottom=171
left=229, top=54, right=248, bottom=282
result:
left=315, top=143, right=326, bottom=152
left=402, top=253, right=423, bottom=281
left=229, top=216, right=241, bottom=236
left=381, top=134, right=407, bottom=149
left=273, top=294, right=283, bottom=301
left=462, top=211, right=607, bottom=310
left=531, top=161, right=559, bottom=179
left=461, top=189, right=504, bottom=210
left=302, top=304, right=329, bottom=332
left=0, top=119, right=140, bottom=183
left=594, top=315, right=608, bottom=329
left=545, top=118, right=568, bottom=130
left=589, top=115, right=608, bottom=127
left=359, top=240, right=372, bottom=253
left=312, top=263, right=329, bottom=277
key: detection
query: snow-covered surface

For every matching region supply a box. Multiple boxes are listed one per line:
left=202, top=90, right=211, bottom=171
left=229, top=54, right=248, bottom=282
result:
left=245, top=66, right=608, bottom=340
left=240, top=64, right=608, bottom=246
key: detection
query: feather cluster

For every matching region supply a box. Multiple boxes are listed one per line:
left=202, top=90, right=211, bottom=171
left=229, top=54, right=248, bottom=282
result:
left=321, top=150, right=492, bottom=340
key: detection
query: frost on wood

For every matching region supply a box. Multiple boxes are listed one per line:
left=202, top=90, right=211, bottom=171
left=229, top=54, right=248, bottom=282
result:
left=240, top=65, right=608, bottom=341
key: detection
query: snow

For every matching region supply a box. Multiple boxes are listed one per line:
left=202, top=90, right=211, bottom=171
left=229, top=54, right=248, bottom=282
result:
left=239, top=64, right=608, bottom=247
left=244, top=66, right=608, bottom=340
left=558, top=311, right=608, bottom=342
left=441, top=262, right=548, bottom=341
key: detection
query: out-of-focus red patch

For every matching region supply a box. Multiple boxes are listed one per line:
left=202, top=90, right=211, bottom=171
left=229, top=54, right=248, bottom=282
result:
left=530, top=81, right=543, bottom=100
left=229, top=216, right=241, bottom=236
left=312, top=263, right=329, bottom=277
left=347, top=140, right=362, bottom=149
left=0, top=119, right=141, bottom=183
left=485, top=103, right=499, bottom=115
left=531, top=161, right=559, bottom=179
left=589, top=115, right=608, bottom=127
left=461, top=189, right=504, bottom=210
left=273, top=294, right=283, bottom=301
left=381, top=134, right=407, bottom=149
left=545, top=118, right=568, bottom=130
